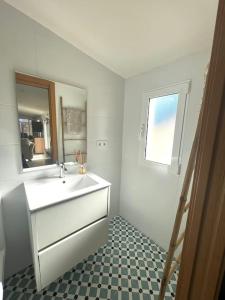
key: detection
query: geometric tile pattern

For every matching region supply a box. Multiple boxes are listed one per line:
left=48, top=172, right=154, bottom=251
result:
left=3, top=216, right=177, bottom=299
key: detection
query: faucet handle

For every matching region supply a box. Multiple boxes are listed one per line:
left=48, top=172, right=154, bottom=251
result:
left=64, top=163, right=68, bottom=172
left=61, top=162, right=68, bottom=171
left=56, top=161, right=66, bottom=168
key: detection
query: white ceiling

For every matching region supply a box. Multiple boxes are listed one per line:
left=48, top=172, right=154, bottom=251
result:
left=5, top=0, right=218, bottom=78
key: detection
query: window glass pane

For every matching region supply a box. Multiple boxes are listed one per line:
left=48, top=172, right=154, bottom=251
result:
left=145, top=93, right=179, bottom=165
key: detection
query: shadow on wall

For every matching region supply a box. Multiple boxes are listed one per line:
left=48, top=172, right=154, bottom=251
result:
left=2, top=184, right=32, bottom=278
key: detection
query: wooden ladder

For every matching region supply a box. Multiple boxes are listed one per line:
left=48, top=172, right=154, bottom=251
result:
left=159, top=70, right=208, bottom=300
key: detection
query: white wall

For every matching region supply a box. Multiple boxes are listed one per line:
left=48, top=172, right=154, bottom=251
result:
left=120, top=51, right=210, bottom=250
left=0, top=194, right=5, bottom=282
left=0, top=2, right=124, bottom=277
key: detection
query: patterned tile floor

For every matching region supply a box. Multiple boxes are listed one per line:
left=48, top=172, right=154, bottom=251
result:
left=3, top=216, right=177, bottom=300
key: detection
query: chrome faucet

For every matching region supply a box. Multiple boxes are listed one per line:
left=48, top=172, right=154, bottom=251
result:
left=57, top=162, right=67, bottom=178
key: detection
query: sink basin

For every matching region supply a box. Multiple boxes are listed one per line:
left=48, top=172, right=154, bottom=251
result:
left=24, top=172, right=111, bottom=212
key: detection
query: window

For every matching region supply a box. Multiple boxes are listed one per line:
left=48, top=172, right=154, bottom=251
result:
left=140, top=81, right=190, bottom=172
left=145, top=93, right=179, bottom=165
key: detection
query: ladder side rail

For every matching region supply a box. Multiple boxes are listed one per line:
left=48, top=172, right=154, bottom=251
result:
left=159, top=95, right=205, bottom=300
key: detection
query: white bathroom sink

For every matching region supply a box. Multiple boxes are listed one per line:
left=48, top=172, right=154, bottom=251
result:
left=24, top=172, right=111, bottom=212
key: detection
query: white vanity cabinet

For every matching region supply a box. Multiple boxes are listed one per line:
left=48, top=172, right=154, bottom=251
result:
left=25, top=173, right=110, bottom=291
left=35, top=188, right=108, bottom=250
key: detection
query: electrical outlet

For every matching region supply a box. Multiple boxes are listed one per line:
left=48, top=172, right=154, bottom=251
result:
left=96, top=140, right=108, bottom=149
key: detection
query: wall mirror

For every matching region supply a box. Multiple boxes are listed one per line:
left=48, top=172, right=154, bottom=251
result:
left=15, top=73, right=87, bottom=171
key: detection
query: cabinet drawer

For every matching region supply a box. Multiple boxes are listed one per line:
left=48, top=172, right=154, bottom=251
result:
left=39, top=218, right=108, bottom=289
left=35, top=188, right=108, bottom=250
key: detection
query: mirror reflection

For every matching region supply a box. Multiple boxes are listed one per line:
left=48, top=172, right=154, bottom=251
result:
left=15, top=73, right=87, bottom=171
left=17, top=83, right=54, bottom=168
left=55, top=82, right=87, bottom=164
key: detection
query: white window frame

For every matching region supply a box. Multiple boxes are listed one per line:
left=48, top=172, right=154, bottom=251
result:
left=139, top=81, right=191, bottom=174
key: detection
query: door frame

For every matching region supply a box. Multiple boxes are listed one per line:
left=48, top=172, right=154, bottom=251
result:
left=175, top=0, right=225, bottom=299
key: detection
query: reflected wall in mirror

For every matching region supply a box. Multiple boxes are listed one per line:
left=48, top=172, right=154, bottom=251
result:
left=15, top=73, right=87, bottom=171
left=55, top=82, right=87, bottom=164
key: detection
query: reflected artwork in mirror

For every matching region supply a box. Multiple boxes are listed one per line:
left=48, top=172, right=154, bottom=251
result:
left=15, top=73, right=87, bottom=171
left=55, top=82, right=87, bottom=164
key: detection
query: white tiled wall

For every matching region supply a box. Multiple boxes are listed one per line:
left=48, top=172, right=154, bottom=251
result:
left=0, top=2, right=124, bottom=277
left=120, top=51, right=210, bottom=250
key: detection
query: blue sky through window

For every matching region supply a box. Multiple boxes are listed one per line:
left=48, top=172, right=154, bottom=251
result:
left=152, top=94, right=179, bottom=125
left=145, top=93, right=179, bottom=165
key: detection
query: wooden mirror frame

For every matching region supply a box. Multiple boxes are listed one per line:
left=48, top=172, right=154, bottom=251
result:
left=16, top=72, right=58, bottom=163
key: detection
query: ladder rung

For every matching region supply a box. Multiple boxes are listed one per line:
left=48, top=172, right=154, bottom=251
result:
left=183, top=201, right=190, bottom=213
left=168, top=253, right=182, bottom=281
left=175, top=253, right=181, bottom=264
left=168, top=261, right=179, bottom=281
left=175, top=231, right=185, bottom=249
left=180, top=194, right=187, bottom=204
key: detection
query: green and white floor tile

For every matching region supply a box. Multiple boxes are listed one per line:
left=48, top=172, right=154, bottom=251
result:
left=3, top=216, right=177, bottom=299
